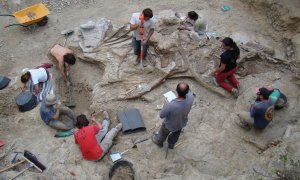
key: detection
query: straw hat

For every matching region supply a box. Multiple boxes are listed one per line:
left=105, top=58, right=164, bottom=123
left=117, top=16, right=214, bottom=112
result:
left=45, top=94, right=56, bottom=106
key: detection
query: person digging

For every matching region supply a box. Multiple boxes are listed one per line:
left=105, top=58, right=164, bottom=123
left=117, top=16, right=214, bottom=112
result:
left=214, top=37, right=240, bottom=98
left=74, top=112, right=122, bottom=161
left=129, top=8, right=155, bottom=67
left=48, top=44, right=76, bottom=86
left=40, top=94, right=76, bottom=131
left=152, top=83, right=194, bottom=149
left=236, top=87, right=281, bottom=130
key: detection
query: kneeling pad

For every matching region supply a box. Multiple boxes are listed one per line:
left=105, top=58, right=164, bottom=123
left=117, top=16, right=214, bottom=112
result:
left=117, top=108, right=146, bottom=134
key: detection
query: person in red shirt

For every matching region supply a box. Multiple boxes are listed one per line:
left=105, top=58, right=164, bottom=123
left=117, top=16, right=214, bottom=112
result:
left=74, top=111, right=122, bottom=161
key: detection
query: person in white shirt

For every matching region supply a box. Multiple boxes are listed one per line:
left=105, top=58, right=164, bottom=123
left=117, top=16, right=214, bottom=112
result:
left=177, top=11, right=207, bottom=35
left=21, top=68, right=49, bottom=95
left=129, top=8, right=155, bottom=67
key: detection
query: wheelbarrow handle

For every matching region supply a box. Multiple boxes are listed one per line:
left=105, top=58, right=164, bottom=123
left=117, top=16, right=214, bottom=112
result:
left=0, top=14, right=14, bottom=17
left=4, top=24, right=28, bottom=28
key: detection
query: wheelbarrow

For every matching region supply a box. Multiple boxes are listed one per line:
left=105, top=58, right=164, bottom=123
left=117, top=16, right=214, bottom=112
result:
left=0, top=3, right=49, bottom=28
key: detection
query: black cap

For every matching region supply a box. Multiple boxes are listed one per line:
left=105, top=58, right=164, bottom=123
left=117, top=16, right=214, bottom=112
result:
left=258, top=87, right=272, bottom=99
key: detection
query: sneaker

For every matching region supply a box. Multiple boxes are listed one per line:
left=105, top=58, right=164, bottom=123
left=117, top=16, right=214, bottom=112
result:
left=151, top=133, right=163, bottom=147
left=142, top=60, right=147, bottom=67
left=232, top=88, right=239, bottom=98
left=168, top=143, right=175, bottom=149
left=115, top=123, right=122, bottom=131
left=102, top=111, right=110, bottom=120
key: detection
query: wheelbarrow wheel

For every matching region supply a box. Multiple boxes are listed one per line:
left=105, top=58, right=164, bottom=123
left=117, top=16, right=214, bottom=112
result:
left=37, top=16, right=48, bottom=26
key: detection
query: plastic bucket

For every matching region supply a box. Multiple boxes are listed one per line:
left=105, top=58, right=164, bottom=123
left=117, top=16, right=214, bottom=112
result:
left=15, top=92, right=37, bottom=112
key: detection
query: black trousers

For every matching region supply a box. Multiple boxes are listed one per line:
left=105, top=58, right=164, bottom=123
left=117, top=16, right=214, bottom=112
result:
left=157, top=123, right=182, bottom=146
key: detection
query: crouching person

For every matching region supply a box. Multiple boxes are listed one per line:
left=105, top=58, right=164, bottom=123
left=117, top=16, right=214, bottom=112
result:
left=40, top=94, right=76, bottom=131
left=237, top=87, right=281, bottom=130
left=74, top=112, right=122, bottom=161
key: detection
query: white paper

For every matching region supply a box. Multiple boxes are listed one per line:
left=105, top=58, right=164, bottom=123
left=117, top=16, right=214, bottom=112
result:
left=164, top=91, right=177, bottom=102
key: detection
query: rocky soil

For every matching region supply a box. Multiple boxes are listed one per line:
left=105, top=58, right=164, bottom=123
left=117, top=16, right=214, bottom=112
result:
left=0, top=0, right=299, bottom=179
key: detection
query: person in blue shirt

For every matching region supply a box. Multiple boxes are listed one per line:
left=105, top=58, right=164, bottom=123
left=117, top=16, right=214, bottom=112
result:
left=40, top=94, right=76, bottom=131
left=237, top=87, right=281, bottom=130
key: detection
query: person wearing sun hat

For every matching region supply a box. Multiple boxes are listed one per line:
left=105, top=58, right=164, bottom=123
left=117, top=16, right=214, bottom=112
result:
left=40, top=94, right=76, bottom=131
left=236, top=87, right=281, bottom=130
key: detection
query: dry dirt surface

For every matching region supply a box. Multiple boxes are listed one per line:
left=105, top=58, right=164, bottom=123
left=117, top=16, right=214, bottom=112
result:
left=0, top=0, right=300, bottom=179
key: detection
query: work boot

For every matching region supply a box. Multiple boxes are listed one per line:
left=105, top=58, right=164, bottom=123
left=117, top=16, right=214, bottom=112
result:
left=103, top=111, right=110, bottom=120
left=151, top=133, right=163, bottom=147
left=134, top=56, right=140, bottom=66
left=168, top=143, right=175, bottom=149
left=232, top=88, right=239, bottom=98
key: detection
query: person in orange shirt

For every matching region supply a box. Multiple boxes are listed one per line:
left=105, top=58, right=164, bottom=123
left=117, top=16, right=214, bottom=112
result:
left=48, top=44, right=76, bottom=86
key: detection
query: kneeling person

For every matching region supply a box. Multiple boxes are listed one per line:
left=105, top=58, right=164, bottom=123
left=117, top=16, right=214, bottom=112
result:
left=40, top=94, right=76, bottom=131
left=237, top=87, right=281, bottom=130
left=74, top=112, right=122, bottom=161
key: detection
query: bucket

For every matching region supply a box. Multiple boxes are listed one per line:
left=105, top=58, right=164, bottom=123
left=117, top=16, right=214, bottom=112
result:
left=0, top=76, right=11, bottom=90
left=275, top=93, right=288, bottom=110
left=109, top=160, right=134, bottom=180
left=15, top=91, right=37, bottom=112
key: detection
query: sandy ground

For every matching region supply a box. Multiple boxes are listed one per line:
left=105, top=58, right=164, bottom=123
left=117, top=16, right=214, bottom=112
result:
left=0, top=0, right=300, bottom=179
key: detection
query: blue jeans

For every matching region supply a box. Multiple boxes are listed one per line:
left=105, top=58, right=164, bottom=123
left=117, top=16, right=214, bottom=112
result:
left=132, top=37, right=149, bottom=61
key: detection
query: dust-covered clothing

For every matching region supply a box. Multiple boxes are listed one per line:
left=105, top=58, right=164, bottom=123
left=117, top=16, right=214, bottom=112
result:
left=250, top=89, right=280, bottom=129
left=40, top=103, right=75, bottom=130
left=160, top=91, right=194, bottom=132
left=40, top=100, right=56, bottom=124
left=130, top=12, right=155, bottom=41
left=250, top=100, right=274, bottom=129
left=28, top=68, right=48, bottom=85
left=74, top=125, right=103, bottom=160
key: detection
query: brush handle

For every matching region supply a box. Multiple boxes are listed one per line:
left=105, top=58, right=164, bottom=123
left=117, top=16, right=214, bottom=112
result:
left=23, top=157, right=44, bottom=172
left=9, top=166, right=30, bottom=180
left=0, top=159, right=26, bottom=173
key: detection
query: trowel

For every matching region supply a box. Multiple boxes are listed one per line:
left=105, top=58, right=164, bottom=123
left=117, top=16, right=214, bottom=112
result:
left=110, top=149, right=129, bottom=163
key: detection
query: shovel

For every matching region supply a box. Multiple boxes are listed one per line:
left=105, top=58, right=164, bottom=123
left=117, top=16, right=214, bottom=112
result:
left=110, top=149, right=129, bottom=163
left=61, top=29, right=74, bottom=47
left=64, top=76, right=76, bottom=108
